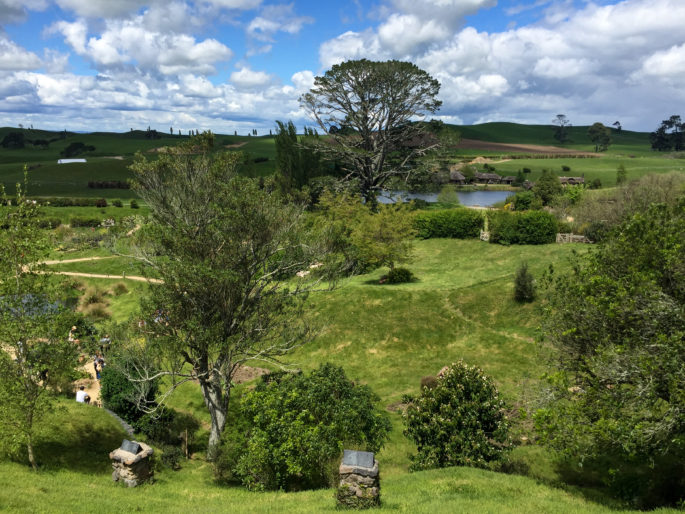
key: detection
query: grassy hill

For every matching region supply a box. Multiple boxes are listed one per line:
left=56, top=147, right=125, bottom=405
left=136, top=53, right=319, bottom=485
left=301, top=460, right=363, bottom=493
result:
left=3, top=238, right=681, bottom=512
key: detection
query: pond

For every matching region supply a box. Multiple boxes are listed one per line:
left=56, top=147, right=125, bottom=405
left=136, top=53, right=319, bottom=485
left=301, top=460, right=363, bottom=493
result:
left=377, top=190, right=514, bottom=207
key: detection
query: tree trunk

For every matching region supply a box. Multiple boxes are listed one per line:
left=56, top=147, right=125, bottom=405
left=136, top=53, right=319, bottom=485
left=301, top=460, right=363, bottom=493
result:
left=200, top=379, right=229, bottom=460
left=27, top=434, right=37, bottom=471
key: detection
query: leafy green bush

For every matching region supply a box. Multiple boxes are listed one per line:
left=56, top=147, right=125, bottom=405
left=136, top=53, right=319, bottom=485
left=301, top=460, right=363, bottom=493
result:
left=112, top=200, right=123, bottom=208
left=489, top=211, right=557, bottom=245
left=37, top=217, right=61, bottom=229
left=386, top=267, right=413, bottom=283
left=414, top=209, right=484, bottom=239
left=100, top=366, right=157, bottom=424
left=225, top=364, right=391, bottom=491
left=513, top=262, right=535, bottom=302
left=130, top=200, right=139, bottom=209
left=403, top=360, right=510, bottom=471
left=69, top=216, right=101, bottom=228
left=510, top=191, right=542, bottom=211
left=94, top=198, right=108, bottom=208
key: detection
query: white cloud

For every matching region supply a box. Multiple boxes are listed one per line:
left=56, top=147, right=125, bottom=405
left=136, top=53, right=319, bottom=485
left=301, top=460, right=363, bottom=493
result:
left=230, top=66, right=275, bottom=89
left=52, top=16, right=233, bottom=76
left=204, top=0, right=262, bottom=9
left=0, top=0, right=47, bottom=23
left=247, top=3, right=313, bottom=42
left=0, top=36, right=42, bottom=71
left=55, top=0, right=149, bottom=18
left=634, top=43, right=685, bottom=82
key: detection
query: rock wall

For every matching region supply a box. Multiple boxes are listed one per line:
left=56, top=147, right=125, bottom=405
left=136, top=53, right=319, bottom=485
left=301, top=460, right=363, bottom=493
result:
left=336, top=459, right=380, bottom=509
left=110, top=442, right=153, bottom=487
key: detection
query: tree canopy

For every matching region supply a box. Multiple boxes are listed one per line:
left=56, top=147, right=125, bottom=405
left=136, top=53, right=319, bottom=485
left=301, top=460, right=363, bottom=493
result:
left=126, top=133, right=329, bottom=457
left=300, top=59, right=442, bottom=203
left=650, top=114, right=683, bottom=151
left=587, top=122, right=611, bottom=152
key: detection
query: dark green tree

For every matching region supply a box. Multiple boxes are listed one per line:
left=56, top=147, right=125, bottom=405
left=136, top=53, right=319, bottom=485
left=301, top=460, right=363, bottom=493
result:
left=274, top=121, right=322, bottom=190
left=587, top=122, right=611, bottom=152
left=513, top=262, right=535, bottom=302
left=536, top=199, right=685, bottom=507
left=532, top=169, right=562, bottom=205
left=301, top=59, right=442, bottom=205
left=650, top=115, right=684, bottom=151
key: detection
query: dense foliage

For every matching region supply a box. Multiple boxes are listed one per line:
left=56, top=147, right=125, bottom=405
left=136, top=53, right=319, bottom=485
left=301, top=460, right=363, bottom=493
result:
left=403, top=361, right=510, bottom=471
left=414, top=208, right=484, bottom=239
left=536, top=199, right=685, bottom=508
left=489, top=210, right=557, bottom=245
left=531, top=170, right=562, bottom=206
left=100, top=365, right=157, bottom=425
left=223, top=364, right=391, bottom=491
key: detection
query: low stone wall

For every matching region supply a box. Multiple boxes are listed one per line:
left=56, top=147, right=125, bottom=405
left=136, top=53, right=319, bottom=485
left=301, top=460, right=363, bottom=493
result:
left=110, top=442, right=153, bottom=487
left=556, top=233, right=593, bottom=244
left=337, top=459, right=380, bottom=509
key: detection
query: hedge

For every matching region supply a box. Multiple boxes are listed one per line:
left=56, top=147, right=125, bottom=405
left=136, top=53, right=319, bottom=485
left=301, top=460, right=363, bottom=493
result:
left=70, top=216, right=102, bottom=228
left=414, top=209, right=484, bottom=239
left=489, top=210, right=557, bottom=245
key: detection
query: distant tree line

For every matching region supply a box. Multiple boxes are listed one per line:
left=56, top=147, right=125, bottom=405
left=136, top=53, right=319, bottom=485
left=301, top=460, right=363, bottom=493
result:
left=650, top=114, right=683, bottom=151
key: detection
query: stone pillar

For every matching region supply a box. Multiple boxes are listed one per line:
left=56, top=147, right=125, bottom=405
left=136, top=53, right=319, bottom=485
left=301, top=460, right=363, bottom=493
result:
left=110, top=441, right=154, bottom=487
left=336, top=450, right=380, bottom=509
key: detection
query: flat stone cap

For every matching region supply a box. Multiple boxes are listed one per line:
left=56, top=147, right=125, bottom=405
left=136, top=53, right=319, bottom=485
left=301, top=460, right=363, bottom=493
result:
left=340, top=450, right=378, bottom=477
left=109, top=442, right=153, bottom=465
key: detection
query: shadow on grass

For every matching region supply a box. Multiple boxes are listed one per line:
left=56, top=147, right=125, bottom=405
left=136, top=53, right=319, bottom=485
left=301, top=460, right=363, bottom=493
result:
left=32, top=415, right=128, bottom=473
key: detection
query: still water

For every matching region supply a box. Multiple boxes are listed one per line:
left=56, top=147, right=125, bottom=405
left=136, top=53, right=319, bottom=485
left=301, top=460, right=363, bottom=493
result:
left=377, top=190, right=514, bottom=207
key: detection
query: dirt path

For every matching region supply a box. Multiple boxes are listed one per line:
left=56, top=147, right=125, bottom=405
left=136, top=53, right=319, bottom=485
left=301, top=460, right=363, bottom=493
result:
left=52, top=271, right=162, bottom=283
left=43, top=256, right=117, bottom=265
left=75, top=358, right=101, bottom=405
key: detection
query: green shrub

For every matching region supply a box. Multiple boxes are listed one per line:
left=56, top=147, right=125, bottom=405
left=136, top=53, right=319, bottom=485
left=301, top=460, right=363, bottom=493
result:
left=100, top=366, right=157, bottom=425
left=386, top=267, right=413, bottom=283
left=95, top=198, right=108, bottom=208
left=227, top=363, right=391, bottom=491
left=562, top=165, right=571, bottom=172
left=489, top=211, right=557, bottom=245
left=37, top=217, right=61, bottom=229
left=112, top=200, right=123, bottom=208
left=513, top=262, right=535, bottom=302
left=403, top=360, right=510, bottom=471
left=69, top=216, right=101, bottom=228
left=510, top=191, right=541, bottom=211
left=130, top=200, right=139, bottom=209
left=436, top=184, right=460, bottom=206
left=414, top=209, right=484, bottom=239
left=589, top=178, right=602, bottom=189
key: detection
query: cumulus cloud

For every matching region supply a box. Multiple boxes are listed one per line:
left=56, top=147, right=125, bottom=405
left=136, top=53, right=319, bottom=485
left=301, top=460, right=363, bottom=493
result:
left=247, top=3, right=313, bottom=42
left=230, top=66, right=275, bottom=89
left=51, top=16, right=233, bottom=75
left=318, top=0, right=685, bottom=129
left=0, top=36, right=42, bottom=71
left=0, top=0, right=47, bottom=23
left=55, top=0, right=149, bottom=18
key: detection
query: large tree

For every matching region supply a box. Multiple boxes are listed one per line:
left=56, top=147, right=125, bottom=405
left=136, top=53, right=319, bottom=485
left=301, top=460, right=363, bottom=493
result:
left=274, top=120, right=323, bottom=190
left=0, top=175, right=79, bottom=470
left=126, top=134, right=327, bottom=458
left=300, top=59, right=442, bottom=204
left=587, top=122, right=611, bottom=152
left=552, top=114, right=571, bottom=143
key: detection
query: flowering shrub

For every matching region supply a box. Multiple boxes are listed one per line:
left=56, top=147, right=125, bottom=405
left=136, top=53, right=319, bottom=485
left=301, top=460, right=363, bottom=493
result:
left=403, top=360, right=510, bottom=471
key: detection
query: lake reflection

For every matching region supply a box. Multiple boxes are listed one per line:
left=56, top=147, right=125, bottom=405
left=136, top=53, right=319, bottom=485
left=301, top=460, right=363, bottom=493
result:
left=377, top=190, right=514, bottom=207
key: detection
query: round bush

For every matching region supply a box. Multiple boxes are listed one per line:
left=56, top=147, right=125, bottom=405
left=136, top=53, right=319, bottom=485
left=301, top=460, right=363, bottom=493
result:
left=403, top=360, right=510, bottom=471
left=387, top=267, right=413, bottom=283
left=227, top=363, right=392, bottom=491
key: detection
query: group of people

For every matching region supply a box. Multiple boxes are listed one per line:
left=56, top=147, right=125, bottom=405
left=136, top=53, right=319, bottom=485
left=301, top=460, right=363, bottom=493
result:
left=72, top=325, right=111, bottom=404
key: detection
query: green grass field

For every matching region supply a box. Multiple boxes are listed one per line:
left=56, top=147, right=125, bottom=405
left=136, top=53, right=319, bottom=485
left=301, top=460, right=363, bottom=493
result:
left=4, top=238, right=680, bottom=512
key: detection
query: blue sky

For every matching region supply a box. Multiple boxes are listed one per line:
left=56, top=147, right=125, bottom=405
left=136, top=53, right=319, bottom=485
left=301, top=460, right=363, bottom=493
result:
left=0, top=0, right=684, bottom=133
